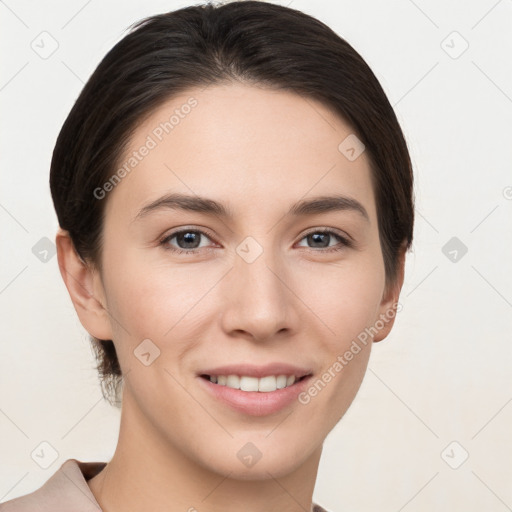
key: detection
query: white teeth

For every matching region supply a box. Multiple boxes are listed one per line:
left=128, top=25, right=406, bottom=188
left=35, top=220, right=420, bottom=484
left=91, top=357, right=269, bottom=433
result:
left=226, top=375, right=240, bottom=388
left=259, top=375, right=276, bottom=392
left=276, top=375, right=287, bottom=389
left=240, top=376, right=259, bottom=392
left=206, top=374, right=299, bottom=392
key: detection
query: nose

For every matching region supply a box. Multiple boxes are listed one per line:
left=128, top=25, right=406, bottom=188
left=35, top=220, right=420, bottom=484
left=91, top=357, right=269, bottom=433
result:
left=219, top=246, right=300, bottom=343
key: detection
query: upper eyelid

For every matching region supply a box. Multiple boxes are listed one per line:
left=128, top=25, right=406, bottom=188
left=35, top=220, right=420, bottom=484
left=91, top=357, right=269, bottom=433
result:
left=300, top=227, right=351, bottom=240
left=161, top=226, right=217, bottom=243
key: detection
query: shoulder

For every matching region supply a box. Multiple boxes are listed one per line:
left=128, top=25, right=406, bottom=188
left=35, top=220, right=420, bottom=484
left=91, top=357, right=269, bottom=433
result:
left=0, top=458, right=105, bottom=512
left=312, top=503, right=332, bottom=512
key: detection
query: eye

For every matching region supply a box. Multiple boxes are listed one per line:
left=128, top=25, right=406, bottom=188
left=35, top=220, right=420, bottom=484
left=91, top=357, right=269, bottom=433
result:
left=160, top=228, right=217, bottom=254
left=159, top=227, right=354, bottom=255
left=296, top=229, right=353, bottom=252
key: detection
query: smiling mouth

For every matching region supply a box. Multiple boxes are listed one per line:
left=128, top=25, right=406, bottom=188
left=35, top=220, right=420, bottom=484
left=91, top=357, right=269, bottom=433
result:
left=199, top=373, right=311, bottom=392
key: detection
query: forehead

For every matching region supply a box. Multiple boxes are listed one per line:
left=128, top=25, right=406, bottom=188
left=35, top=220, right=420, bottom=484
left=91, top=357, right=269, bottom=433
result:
left=104, top=82, right=377, bottom=225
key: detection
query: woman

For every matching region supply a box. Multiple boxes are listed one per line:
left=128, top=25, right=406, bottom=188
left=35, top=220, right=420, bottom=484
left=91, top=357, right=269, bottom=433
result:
left=1, top=1, right=414, bottom=510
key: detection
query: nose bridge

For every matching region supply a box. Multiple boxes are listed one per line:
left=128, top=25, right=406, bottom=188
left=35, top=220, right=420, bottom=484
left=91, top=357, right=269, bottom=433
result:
left=221, top=237, right=297, bottom=340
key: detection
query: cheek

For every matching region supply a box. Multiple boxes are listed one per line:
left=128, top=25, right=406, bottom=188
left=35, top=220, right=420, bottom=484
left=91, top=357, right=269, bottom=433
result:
left=292, top=257, right=382, bottom=418
left=101, top=248, right=221, bottom=351
left=296, top=256, right=385, bottom=347
left=298, top=274, right=377, bottom=426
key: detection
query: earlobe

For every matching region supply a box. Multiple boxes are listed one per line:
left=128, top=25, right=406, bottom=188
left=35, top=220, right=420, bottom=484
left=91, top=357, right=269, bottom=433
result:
left=55, top=228, right=113, bottom=341
left=372, top=242, right=407, bottom=343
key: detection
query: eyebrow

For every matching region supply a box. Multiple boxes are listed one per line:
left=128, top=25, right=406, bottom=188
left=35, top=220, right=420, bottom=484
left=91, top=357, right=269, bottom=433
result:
left=132, top=192, right=370, bottom=223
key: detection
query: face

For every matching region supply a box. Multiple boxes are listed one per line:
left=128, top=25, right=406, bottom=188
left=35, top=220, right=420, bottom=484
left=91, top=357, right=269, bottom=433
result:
left=83, top=82, right=401, bottom=479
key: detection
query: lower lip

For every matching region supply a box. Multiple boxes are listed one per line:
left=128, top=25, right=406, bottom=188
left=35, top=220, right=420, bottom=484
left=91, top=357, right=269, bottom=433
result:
left=197, top=375, right=313, bottom=416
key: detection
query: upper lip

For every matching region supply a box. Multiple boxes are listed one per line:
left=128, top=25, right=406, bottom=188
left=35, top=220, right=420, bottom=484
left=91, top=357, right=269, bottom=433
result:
left=198, top=363, right=313, bottom=379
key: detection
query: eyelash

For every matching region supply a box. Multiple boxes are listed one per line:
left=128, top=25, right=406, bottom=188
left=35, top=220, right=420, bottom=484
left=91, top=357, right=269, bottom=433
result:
left=159, top=227, right=354, bottom=255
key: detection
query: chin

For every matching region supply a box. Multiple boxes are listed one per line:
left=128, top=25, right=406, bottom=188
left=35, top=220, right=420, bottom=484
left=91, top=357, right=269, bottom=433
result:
left=196, top=439, right=316, bottom=481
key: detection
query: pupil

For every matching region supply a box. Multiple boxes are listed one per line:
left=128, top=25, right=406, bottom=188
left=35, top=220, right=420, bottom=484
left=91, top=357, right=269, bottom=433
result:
left=309, top=233, right=328, bottom=248
left=179, top=232, right=200, bottom=249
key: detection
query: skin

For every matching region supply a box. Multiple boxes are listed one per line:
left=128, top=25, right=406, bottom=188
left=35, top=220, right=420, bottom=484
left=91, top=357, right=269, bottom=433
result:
left=56, top=82, right=406, bottom=512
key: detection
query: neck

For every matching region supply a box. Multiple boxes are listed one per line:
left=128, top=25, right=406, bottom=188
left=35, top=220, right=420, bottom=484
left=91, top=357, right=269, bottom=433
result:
left=88, top=391, right=322, bottom=512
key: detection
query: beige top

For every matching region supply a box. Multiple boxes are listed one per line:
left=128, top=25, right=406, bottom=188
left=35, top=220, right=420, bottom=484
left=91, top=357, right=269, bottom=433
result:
left=0, top=459, right=330, bottom=512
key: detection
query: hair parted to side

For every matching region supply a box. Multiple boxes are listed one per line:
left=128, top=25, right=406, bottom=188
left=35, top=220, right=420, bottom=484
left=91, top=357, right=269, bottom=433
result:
left=50, top=0, right=415, bottom=407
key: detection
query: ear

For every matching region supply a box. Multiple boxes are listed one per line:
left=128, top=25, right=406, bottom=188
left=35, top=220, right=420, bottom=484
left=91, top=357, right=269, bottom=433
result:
left=55, top=228, right=113, bottom=341
left=372, top=241, right=407, bottom=343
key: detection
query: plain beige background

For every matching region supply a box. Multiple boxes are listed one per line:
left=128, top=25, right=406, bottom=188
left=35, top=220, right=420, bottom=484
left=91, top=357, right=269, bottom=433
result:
left=1, top=1, right=511, bottom=510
